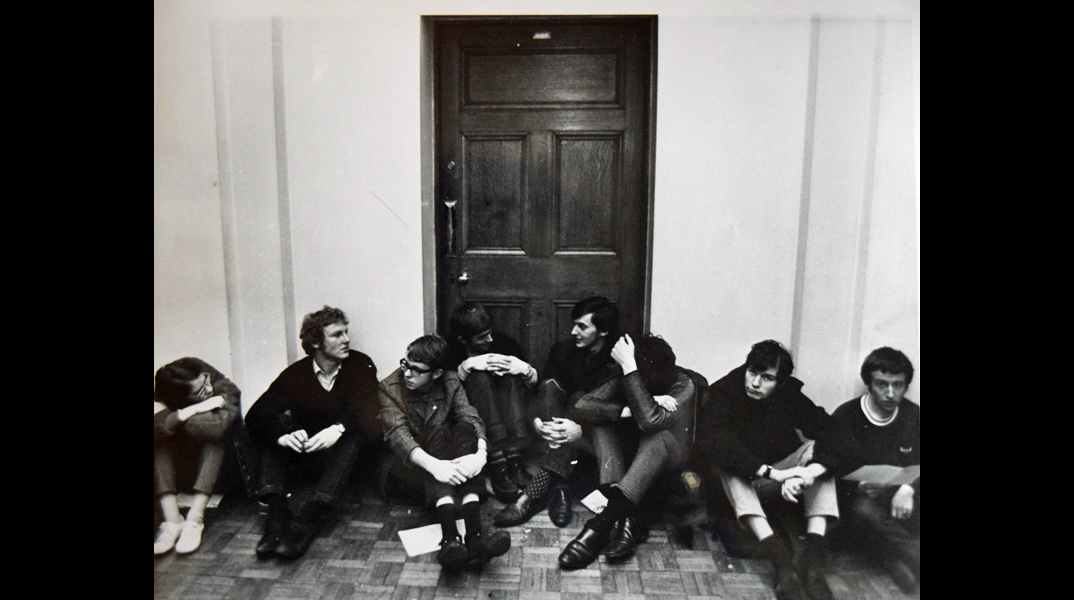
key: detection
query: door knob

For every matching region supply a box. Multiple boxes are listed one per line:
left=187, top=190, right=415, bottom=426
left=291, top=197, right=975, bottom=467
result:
left=458, top=272, right=470, bottom=283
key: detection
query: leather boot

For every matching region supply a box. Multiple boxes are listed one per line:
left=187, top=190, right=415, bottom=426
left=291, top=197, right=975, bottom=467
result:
left=465, top=528, right=512, bottom=570
left=437, top=534, right=468, bottom=572
left=494, top=493, right=533, bottom=527
left=507, top=454, right=532, bottom=486
left=558, top=520, right=611, bottom=570
left=760, top=535, right=810, bottom=600
left=256, top=498, right=291, bottom=559
left=548, top=484, right=573, bottom=527
left=487, top=460, right=521, bottom=503
left=603, top=516, right=649, bottom=561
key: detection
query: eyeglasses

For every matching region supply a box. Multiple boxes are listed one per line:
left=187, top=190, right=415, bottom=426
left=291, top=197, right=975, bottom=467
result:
left=400, top=358, right=432, bottom=375
left=193, top=373, right=213, bottom=399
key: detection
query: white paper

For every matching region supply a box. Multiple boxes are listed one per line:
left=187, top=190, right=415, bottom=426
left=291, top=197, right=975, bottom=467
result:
left=397, top=519, right=468, bottom=557
left=580, top=489, right=608, bottom=514
left=176, top=493, right=223, bottom=509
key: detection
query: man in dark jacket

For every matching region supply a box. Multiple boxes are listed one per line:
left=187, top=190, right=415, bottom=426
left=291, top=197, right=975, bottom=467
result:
left=494, top=296, right=621, bottom=528
left=694, top=340, right=852, bottom=600
left=443, top=302, right=538, bottom=501
left=244, top=306, right=380, bottom=560
left=558, top=333, right=699, bottom=569
left=832, top=347, right=919, bottom=592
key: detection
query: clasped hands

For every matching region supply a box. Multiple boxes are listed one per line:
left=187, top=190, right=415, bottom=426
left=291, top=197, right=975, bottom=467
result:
left=768, top=466, right=819, bottom=503
left=460, top=353, right=531, bottom=378
left=277, top=425, right=343, bottom=454
left=427, top=452, right=487, bottom=485
left=534, top=417, right=582, bottom=448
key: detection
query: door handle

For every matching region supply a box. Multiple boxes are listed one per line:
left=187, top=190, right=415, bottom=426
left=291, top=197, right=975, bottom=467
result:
left=444, top=198, right=457, bottom=254
left=458, top=272, right=470, bottom=283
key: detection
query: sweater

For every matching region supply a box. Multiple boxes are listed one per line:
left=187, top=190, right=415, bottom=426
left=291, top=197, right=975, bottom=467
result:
left=542, top=339, right=621, bottom=397
left=694, top=364, right=854, bottom=480
left=244, top=352, right=380, bottom=448
left=154, top=358, right=241, bottom=442
left=831, top=396, right=920, bottom=492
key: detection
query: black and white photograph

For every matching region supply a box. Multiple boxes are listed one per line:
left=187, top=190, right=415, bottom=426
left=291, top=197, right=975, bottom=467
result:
left=155, top=1, right=920, bottom=598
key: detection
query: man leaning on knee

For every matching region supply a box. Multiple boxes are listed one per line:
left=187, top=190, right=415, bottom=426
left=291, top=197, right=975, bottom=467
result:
left=694, top=340, right=854, bottom=600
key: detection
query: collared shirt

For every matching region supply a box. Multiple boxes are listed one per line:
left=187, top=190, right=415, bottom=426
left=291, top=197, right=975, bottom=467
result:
left=314, top=359, right=341, bottom=392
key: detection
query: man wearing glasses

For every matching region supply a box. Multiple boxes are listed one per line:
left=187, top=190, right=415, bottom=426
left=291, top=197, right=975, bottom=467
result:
left=244, top=306, right=380, bottom=560
left=378, top=334, right=511, bottom=572
left=154, top=357, right=241, bottom=555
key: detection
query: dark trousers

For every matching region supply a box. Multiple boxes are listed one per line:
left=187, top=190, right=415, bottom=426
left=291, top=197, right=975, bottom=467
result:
left=531, top=379, right=585, bottom=479
left=256, top=431, right=363, bottom=507
left=462, top=371, right=528, bottom=454
left=843, top=483, right=920, bottom=568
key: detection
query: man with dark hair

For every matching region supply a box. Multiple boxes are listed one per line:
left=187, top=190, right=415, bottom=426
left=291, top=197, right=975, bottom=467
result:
left=444, top=303, right=538, bottom=502
left=557, top=333, right=700, bottom=569
left=244, top=306, right=380, bottom=560
left=379, top=334, right=511, bottom=572
left=154, top=358, right=241, bottom=555
left=832, top=347, right=919, bottom=592
left=694, top=341, right=853, bottom=600
left=494, top=296, right=621, bottom=528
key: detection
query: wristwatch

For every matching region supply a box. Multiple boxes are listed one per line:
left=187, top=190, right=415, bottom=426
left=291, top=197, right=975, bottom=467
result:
left=761, top=465, right=773, bottom=480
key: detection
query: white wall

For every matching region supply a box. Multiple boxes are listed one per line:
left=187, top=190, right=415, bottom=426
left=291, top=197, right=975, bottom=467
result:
left=154, top=0, right=920, bottom=414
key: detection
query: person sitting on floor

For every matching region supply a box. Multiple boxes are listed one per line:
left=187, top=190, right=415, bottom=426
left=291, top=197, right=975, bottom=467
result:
left=379, top=334, right=512, bottom=572
left=494, top=296, right=622, bottom=528
left=444, top=302, right=538, bottom=502
left=154, top=357, right=241, bottom=555
left=244, top=306, right=380, bottom=560
left=831, top=347, right=919, bottom=592
left=558, top=333, right=698, bottom=569
left=694, top=340, right=854, bottom=600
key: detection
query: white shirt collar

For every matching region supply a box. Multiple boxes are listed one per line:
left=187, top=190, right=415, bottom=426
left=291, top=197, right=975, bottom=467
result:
left=860, top=394, right=898, bottom=426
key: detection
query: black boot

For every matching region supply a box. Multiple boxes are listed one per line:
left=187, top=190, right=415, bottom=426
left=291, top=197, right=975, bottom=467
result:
left=548, top=483, right=573, bottom=527
left=507, top=453, right=532, bottom=487
left=493, top=493, right=533, bottom=526
left=487, top=458, right=521, bottom=503
left=760, top=535, right=810, bottom=600
left=277, top=501, right=326, bottom=560
left=465, top=528, right=512, bottom=570
left=256, top=495, right=291, bottom=558
left=798, top=533, right=834, bottom=600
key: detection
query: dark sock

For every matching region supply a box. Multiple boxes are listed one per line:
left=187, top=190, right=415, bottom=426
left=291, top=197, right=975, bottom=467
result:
left=300, top=500, right=328, bottom=524
left=802, top=533, right=828, bottom=570
left=589, top=484, right=633, bottom=532
left=522, top=468, right=553, bottom=499
left=461, top=500, right=482, bottom=536
left=436, top=503, right=460, bottom=539
left=263, top=494, right=290, bottom=521
left=760, top=534, right=795, bottom=574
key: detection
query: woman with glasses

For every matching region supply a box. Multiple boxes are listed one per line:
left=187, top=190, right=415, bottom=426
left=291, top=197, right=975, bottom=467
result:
left=154, top=357, right=241, bottom=555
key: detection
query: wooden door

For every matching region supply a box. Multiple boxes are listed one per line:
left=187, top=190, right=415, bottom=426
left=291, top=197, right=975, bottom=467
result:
left=434, top=16, right=656, bottom=368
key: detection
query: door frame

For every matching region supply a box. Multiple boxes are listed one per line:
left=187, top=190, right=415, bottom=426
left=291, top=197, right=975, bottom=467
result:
left=420, top=15, right=658, bottom=335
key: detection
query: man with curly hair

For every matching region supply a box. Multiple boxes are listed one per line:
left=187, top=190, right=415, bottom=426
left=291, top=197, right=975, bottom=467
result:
left=244, top=306, right=380, bottom=560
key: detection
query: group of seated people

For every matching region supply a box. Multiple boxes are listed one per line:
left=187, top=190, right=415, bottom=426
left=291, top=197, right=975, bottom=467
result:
left=154, top=298, right=920, bottom=600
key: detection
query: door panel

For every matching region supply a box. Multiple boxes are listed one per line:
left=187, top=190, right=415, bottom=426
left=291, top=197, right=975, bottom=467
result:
left=435, top=17, right=655, bottom=369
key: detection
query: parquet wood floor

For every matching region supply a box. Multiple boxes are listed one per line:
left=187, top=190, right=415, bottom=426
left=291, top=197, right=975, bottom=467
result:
left=154, top=485, right=920, bottom=600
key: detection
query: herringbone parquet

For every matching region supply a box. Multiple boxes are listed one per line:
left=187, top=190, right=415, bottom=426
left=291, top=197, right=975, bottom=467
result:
left=154, top=483, right=920, bottom=600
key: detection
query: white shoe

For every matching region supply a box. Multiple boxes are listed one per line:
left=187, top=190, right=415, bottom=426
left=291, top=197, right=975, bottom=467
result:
left=154, top=521, right=184, bottom=555
left=175, top=521, right=205, bottom=554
